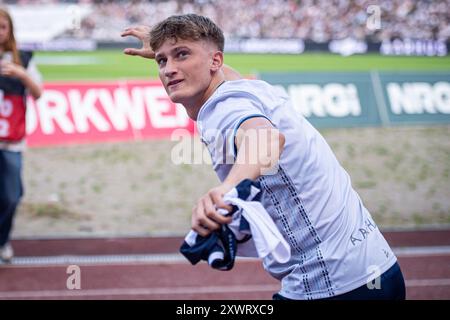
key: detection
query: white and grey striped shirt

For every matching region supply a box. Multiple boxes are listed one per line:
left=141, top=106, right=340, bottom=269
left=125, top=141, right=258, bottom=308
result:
left=197, top=79, right=397, bottom=300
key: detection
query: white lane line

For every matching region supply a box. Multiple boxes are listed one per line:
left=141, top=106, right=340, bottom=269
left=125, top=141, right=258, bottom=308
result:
left=406, top=278, right=450, bottom=287
left=392, top=246, right=450, bottom=257
left=0, top=284, right=280, bottom=299
left=5, top=253, right=187, bottom=266
left=1, top=246, right=449, bottom=267
left=1, top=255, right=259, bottom=267
left=1, top=279, right=449, bottom=299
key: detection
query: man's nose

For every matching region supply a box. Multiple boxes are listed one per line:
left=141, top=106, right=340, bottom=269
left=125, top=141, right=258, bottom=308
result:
left=164, top=58, right=177, bottom=77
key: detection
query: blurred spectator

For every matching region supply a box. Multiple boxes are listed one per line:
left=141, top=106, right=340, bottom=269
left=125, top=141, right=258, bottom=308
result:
left=0, top=6, right=42, bottom=263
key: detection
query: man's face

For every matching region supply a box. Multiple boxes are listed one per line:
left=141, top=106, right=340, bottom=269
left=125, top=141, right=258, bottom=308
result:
left=154, top=38, right=218, bottom=109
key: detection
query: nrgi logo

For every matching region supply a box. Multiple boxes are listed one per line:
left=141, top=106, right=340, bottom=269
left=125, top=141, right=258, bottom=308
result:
left=261, top=72, right=450, bottom=127
left=285, top=83, right=362, bottom=118
left=387, top=82, right=450, bottom=115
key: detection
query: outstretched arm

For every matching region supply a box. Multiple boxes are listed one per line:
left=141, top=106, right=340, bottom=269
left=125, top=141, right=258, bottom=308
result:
left=121, top=25, right=242, bottom=80
left=223, top=117, right=285, bottom=186
left=191, top=117, right=285, bottom=236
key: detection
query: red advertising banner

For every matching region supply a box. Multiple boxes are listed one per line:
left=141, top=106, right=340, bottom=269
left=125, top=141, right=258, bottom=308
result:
left=25, top=80, right=195, bottom=147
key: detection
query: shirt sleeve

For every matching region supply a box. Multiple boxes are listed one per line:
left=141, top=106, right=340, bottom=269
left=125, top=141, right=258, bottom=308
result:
left=201, top=96, right=272, bottom=160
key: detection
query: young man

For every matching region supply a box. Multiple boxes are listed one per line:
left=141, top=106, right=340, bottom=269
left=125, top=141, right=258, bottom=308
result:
left=122, top=14, right=406, bottom=300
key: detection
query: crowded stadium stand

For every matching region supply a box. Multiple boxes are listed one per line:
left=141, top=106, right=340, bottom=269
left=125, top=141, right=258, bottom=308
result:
left=4, top=0, right=450, bottom=54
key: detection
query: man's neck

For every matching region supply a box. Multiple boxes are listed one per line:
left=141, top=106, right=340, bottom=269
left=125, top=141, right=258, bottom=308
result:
left=184, top=73, right=226, bottom=121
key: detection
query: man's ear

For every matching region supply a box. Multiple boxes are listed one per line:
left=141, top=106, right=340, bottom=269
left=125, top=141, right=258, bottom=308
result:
left=210, top=51, right=224, bottom=72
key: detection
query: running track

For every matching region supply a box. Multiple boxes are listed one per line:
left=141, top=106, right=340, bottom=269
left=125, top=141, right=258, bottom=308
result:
left=0, top=229, right=449, bottom=300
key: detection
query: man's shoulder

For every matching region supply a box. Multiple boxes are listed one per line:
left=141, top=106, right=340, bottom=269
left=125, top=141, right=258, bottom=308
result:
left=220, top=79, right=270, bottom=93
left=198, top=79, right=285, bottom=124
left=208, top=79, right=273, bottom=106
left=217, top=79, right=289, bottom=111
left=197, top=81, right=263, bottom=128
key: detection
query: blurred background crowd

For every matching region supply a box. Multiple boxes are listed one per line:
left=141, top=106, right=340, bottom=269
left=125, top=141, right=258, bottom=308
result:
left=2, top=0, right=450, bottom=42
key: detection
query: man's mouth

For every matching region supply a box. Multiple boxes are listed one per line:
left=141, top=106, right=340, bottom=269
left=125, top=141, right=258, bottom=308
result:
left=167, top=79, right=184, bottom=87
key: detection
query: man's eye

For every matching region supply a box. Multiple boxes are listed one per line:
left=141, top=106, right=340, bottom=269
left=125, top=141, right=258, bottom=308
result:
left=157, top=59, right=166, bottom=66
left=177, top=51, right=188, bottom=58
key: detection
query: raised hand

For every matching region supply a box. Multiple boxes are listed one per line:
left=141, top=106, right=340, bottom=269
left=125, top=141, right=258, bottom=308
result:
left=121, top=25, right=155, bottom=59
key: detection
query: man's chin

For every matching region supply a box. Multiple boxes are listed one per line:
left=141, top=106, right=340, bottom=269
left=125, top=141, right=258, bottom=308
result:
left=168, top=92, right=186, bottom=104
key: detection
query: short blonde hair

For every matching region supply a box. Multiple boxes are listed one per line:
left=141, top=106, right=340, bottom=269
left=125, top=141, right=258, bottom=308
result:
left=150, top=14, right=224, bottom=52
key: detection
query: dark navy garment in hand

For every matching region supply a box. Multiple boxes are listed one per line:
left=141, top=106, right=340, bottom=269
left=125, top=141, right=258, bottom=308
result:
left=180, top=224, right=237, bottom=270
left=180, top=179, right=259, bottom=271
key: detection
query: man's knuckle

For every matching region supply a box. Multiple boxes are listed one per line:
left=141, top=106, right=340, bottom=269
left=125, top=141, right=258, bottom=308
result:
left=206, top=210, right=216, bottom=218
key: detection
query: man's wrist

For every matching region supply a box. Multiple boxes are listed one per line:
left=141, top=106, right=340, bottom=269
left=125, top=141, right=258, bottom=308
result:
left=219, top=181, right=235, bottom=194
